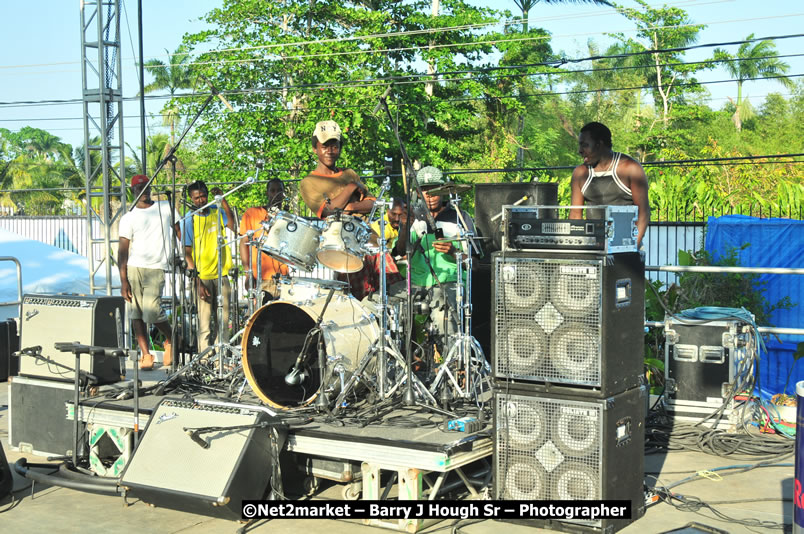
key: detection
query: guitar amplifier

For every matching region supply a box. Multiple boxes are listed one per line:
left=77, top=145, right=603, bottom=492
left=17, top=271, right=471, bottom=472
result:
left=121, top=398, right=282, bottom=520
left=19, top=294, right=124, bottom=384
left=503, top=205, right=638, bottom=253
left=9, top=375, right=84, bottom=457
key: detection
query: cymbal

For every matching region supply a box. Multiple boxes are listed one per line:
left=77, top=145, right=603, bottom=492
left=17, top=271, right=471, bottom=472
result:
left=424, top=182, right=472, bottom=196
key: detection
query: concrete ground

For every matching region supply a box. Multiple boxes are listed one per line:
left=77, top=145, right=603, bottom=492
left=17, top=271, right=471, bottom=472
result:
left=0, top=370, right=794, bottom=534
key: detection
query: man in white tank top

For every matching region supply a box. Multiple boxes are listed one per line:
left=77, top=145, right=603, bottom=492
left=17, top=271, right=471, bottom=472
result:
left=569, top=122, right=650, bottom=246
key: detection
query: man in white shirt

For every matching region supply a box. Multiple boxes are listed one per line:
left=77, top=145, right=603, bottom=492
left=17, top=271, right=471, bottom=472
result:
left=118, top=174, right=177, bottom=370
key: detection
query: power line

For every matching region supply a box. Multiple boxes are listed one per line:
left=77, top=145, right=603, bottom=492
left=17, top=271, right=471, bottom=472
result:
left=0, top=0, right=735, bottom=71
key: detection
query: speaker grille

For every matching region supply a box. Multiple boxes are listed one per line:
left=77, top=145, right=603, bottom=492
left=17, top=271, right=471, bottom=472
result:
left=495, top=392, right=602, bottom=501
left=494, top=256, right=602, bottom=385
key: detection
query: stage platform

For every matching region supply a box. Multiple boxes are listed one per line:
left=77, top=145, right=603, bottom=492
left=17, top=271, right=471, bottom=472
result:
left=0, top=363, right=795, bottom=534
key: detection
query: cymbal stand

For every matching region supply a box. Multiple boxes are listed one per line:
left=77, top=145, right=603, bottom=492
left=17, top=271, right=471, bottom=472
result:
left=428, top=194, right=490, bottom=406
left=331, top=188, right=436, bottom=415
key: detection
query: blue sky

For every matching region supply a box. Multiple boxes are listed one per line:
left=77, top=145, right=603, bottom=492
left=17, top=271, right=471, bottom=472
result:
left=0, top=1, right=801, bottom=151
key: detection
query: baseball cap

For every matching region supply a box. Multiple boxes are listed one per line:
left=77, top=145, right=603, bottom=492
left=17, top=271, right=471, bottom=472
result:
left=131, top=174, right=150, bottom=187
left=314, top=120, right=342, bottom=144
left=417, top=166, right=445, bottom=187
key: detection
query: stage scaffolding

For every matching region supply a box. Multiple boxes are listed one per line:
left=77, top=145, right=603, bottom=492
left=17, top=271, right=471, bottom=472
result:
left=80, top=0, right=126, bottom=295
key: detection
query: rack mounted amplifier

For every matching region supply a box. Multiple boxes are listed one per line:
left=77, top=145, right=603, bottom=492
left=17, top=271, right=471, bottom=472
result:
left=503, top=205, right=638, bottom=254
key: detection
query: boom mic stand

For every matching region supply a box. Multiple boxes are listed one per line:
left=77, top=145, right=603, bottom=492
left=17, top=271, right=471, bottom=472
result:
left=376, top=89, right=446, bottom=407
left=177, top=168, right=259, bottom=380
left=126, top=82, right=225, bottom=379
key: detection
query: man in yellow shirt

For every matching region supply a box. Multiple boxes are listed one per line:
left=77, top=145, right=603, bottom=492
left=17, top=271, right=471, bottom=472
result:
left=182, top=180, right=236, bottom=355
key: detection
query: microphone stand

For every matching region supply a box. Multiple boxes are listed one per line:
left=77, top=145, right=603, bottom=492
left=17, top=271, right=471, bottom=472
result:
left=377, top=94, right=460, bottom=407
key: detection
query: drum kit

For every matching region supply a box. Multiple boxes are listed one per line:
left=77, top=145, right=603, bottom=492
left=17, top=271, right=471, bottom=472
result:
left=174, top=182, right=490, bottom=415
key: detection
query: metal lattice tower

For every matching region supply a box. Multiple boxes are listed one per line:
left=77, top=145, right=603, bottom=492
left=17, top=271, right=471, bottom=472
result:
left=80, top=0, right=126, bottom=294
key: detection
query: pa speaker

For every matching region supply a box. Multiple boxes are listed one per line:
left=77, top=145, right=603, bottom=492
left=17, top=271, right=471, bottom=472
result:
left=0, top=318, right=19, bottom=381
left=19, top=294, right=123, bottom=384
left=492, top=251, right=644, bottom=397
left=121, top=398, right=282, bottom=520
left=494, top=384, right=646, bottom=533
left=474, top=182, right=558, bottom=262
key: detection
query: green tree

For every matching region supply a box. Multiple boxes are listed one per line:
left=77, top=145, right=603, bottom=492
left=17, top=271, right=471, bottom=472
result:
left=610, top=0, right=708, bottom=130
left=143, top=45, right=196, bottom=147
left=177, top=0, right=501, bottom=205
left=714, top=34, right=794, bottom=131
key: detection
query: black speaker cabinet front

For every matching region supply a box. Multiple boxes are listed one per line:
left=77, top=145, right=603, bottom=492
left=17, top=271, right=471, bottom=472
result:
left=474, top=182, right=558, bottom=262
left=0, top=318, right=19, bottom=382
left=492, top=251, right=644, bottom=397
left=9, top=375, right=82, bottom=457
left=19, top=294, right=123, bottom=384
left=121, top=398, right=276, bottom=520
left=494, top=384, right=646, bottom=533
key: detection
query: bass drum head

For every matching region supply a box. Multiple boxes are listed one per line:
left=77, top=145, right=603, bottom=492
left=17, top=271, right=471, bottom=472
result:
left=241, top=302, right=322, bottom=409
left=242, top=296, right=379, bottom=409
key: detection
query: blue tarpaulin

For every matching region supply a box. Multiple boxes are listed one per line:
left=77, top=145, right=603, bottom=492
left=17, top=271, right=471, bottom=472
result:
left=705, top=215, right=804, bottom=399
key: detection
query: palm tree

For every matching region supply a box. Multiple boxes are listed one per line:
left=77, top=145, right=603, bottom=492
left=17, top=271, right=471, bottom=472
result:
left=715, top=34, right=795, bottom=130
left=142, top=45, right=195, bottom=146
left=513, top=0, right=612, bottom=33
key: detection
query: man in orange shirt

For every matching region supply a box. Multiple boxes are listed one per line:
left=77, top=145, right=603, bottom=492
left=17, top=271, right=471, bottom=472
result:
left=239, top=178, right=289, bottom=303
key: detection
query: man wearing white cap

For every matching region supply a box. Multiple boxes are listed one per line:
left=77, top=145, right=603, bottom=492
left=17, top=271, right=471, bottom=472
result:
left=300, top=119, right=402, bottom=300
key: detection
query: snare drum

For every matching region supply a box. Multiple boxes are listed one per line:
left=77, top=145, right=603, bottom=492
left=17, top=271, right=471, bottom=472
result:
left=317, top=214, right=371, bottom=273
left=276, top=276, right=349, bottom=304
left=261, top=211, right=322, bottom=271
left=242, top=294, right=378, bottom=409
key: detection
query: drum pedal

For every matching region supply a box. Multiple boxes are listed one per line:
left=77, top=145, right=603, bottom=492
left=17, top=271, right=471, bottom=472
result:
left=446, top=417, right=482, bottom=433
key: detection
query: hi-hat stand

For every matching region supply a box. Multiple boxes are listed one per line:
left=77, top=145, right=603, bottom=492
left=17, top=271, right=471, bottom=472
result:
left=427, top=194, right=491, bottom=406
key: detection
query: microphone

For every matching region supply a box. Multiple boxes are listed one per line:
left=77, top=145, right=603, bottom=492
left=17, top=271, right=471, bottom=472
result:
left=373, top=85, right=393, bottom=115
left=184, top=428, right=210, bottom=449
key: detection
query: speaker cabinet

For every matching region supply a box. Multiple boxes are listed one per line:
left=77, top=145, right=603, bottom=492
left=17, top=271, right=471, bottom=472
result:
left=474, top=182, right=558, bottom=262
left=494, top=384, right=646, bottom=533
left=492, top=251, right=644, bottom=397
left=9, top=375, right=83, bottom=457
left=0, top=318, right=19, bottom=382
left=19, top=294, right=123, bottom=384
left=121, top=398, right=280, bottom=520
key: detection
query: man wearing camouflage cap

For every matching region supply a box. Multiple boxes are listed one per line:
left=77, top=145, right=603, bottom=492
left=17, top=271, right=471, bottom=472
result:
left=403, top=165, right=476, bottom=349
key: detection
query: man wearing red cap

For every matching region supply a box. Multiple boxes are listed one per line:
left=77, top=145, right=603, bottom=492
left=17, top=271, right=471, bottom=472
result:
left=118, top=174, right=177, bottom=370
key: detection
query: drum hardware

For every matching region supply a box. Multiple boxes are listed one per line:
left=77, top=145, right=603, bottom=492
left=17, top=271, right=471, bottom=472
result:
left=426, top=192, right=491, bottom=407
left=330, top=183, right=436, bottom=415
left=423, top=182, right=473, bottom=196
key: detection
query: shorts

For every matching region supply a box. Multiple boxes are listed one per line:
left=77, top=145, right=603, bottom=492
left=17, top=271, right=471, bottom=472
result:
left=127, top=266, right=168, bottom=324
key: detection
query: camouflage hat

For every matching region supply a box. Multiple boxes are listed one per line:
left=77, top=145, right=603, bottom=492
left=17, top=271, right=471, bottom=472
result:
left=417, top=166, right=445, bottom=187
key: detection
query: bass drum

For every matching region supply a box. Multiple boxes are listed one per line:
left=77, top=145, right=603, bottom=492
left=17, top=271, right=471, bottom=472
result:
left=242, top=294, right=379, bottom=409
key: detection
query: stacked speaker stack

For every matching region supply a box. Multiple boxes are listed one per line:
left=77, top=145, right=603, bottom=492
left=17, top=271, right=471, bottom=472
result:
left=9, top=294, right=124, bottom=457
left=486, top=200, right=646, bottom=533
